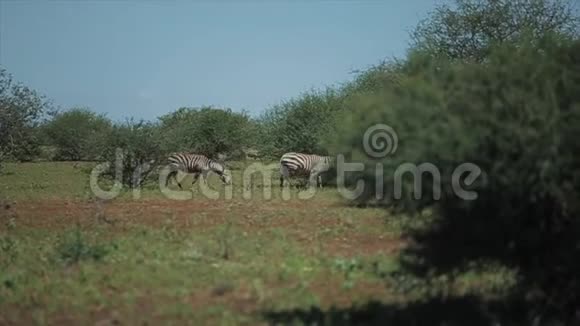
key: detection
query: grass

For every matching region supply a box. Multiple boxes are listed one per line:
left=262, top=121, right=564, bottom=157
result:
left=0, top=161, right=517, bottom=325
left=0, top=162, right=95, bottom=200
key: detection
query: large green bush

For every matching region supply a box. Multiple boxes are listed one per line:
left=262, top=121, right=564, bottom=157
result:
left=412, top=0, right=579, bottom=62
left=42, top=108, right=113, bottom=161
left=329, top=35, right=580, bottom=318
left=255, top=61, right=407, bottom=161
left=342, top=60, right=404, bottom=97
left=102, top=120, right=164, bottom=188
left=258, top=88, right=345, bottom=159
left=0, top=67, right=51, bottom=162
left=157, top=106, right=257, bottom=159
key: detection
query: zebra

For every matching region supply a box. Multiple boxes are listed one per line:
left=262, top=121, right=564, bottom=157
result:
left=279, top=152, right=335, bottom=188
left=165, top=153, right=232, bottom=189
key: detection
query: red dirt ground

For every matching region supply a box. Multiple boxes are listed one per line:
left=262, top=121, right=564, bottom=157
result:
left=4, top=198, right=406, bottom=258
left=0, top=198, right=408, bottom=325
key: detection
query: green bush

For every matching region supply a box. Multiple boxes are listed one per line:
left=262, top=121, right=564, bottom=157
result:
left=329, top=35, right=580, bottom=317
left=335, top=34, right=580, bottom=219
left=412, top=0, right=579, bottom=62
left=42, top=107, right=113, bottom=161
left=157, top=106, right=257, bottom=159
left=256, top=63, right=406, bottom=160
left=102, top=119, right=164, bottom=188
left=343, top=60, right=405, bottom=96
left=55, top=228, right=111, bottom=264
left=258, top=88, right=345, bottom=159
left=0, top=67, right=51, bottom=162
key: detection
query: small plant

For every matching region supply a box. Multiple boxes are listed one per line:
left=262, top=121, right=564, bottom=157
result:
left=369, top=256, right=402, bottom=278
left=54, top=228, right=111, bottom=264
left=0, top=236, right=18, bottom=264
left=217, top=218, right=235, bottom=260
left=333, top=258, right=363, bottom=289
left=1, top=200, right=16, bottom=230
left=333, top=257, right=363, bottom=274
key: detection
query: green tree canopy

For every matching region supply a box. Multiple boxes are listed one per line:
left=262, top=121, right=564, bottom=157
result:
left=412, top=0, right=579, bottom=62
left=0, top=67, right=51, bottom=162
left=158, top=106, right=257, bottom=159
left=43, top=108, right=113, bottom=161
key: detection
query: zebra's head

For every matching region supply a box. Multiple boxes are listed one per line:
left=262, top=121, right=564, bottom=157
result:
left=211, top=160, right=232, bottom=185
left=219, top=168, right=232, bottom=185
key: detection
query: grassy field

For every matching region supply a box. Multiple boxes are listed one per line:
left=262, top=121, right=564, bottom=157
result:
left=0, top=162, right=516, bottom=325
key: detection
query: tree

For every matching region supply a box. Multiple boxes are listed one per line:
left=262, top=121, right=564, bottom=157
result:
left=412, top=0, right=579, bottom=62
left=258, top=88, right=345, bottom=159
left=157, top=106, right=256, bottom=159
left=102, top=119, right=163, bottom=188
left=0, top=67, right=51, bottom=162
left=329, top=35, right=580, bottom=323
left=343, top=60, right=405, bottom=96
left=43, top=108, right=113, bottom=161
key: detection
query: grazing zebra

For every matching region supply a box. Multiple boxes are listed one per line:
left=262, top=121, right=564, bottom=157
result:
left=279, top=152, right=335, bottom=188
left=166, top=153, right=232, bottom=189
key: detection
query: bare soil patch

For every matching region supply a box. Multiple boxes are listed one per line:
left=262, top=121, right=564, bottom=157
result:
left=6, top=198, right=407, bottom=258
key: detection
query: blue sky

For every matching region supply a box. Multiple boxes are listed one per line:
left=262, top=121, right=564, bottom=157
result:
left=0, top=1, right=443, bottom=121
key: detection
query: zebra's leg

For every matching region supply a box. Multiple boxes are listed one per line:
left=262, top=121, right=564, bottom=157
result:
left=201, top=170, right=209, bottom=184
left=167, top=170, right=184, bottom=189
left=308, top=172, right=318, bottom=189
left=191, top=172, right=200, bottom=185
left=309, top=169, right=325, bottom=189
left=176, top=173, right=183, bottom=189
left=166, top=170, right=176, bottom=187
left=280, top=165, right=290, bottom=188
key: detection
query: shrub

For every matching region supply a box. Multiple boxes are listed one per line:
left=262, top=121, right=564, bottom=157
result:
left=335, top=34, right=580, bottom=223
left=256, top=63, right=407, bottom=161
left=157, top=106, right=257, bottom=159
left=0, top=67, right=51, bottom=162
left=343, top=60, right=405, bottom=96
left=42, top=107, right=113, bottom=161
left=258, top=88, right=345, bottom=159
left=329, top=35, right=580, bottom=318
left=102, top=119, right=163, bottom=188
left=412, top=0, right=579, bottom=62
left=55, top=228, right=111, bottom=264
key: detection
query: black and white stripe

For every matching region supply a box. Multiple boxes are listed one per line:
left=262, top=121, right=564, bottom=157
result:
left=279, top=152, right=334, bottom=188
left=166, top=153, right=231, bottom=188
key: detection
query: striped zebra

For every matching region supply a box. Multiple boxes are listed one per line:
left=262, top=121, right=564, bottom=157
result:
left=166, top=153, right=232, bottom=189
left=279, top=152, right=335, bottom=188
